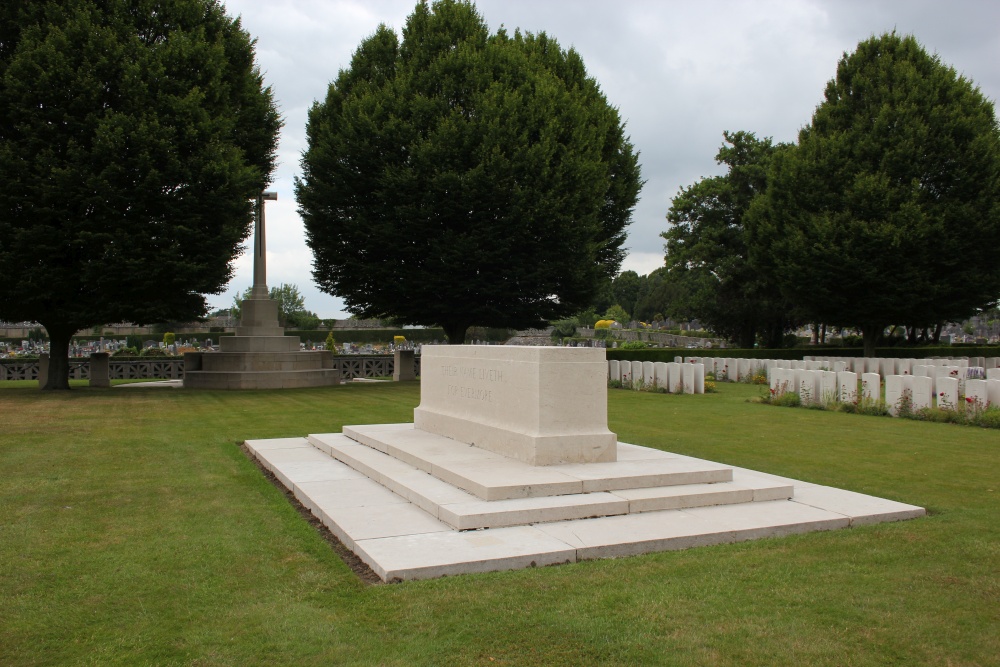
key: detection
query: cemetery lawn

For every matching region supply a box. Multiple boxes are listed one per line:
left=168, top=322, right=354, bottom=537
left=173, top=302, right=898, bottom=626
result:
left=1, top=381, right=997, bottom=666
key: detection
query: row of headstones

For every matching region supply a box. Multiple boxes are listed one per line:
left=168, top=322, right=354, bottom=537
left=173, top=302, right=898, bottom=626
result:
left=678, top=356, right=1000, bottom=382
left=804, top=355, right=1000, bottom=376
left=608, top=359, right=706, bottom=394
left=769, top=367, right=1000, bottom=414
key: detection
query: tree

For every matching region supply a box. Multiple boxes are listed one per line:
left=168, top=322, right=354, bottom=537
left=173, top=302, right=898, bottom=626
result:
left=611, top=271, right=643, bottom=322
left=662, top=131, right=797, bottom=348
left=746, top=33, right=1000, bottom=356
left=296, top=0, right=642, bottom=344
left=0, top=0, right=280, bottom=389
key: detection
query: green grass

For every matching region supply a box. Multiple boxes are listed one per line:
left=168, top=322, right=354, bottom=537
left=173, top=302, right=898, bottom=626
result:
left=2, top=381, right=998, bottom=666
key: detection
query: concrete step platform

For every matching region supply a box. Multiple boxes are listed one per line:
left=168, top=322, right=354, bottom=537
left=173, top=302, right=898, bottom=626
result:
left=305, top=432, right=789, bottom=530
left=246, top=435, right=924, bottom=582
left=319, top=425, right=734, bottom=501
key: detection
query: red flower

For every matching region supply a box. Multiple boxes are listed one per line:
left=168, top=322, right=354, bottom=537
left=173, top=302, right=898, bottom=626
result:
left=966, top=397, right=974, bottom=403
left=939, top=392, right=945, bottom=397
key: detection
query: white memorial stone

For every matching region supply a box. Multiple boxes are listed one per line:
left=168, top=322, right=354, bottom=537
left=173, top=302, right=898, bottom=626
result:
left=965, top=379, right=989, bottom=411
left=911, top=375, right=933, bottom=410
left=681, top=363, right=695, bottom=394
left=819, top=370, right=838, bottom=404
left=986, top=368, right=1000, bottom=381
left=987, top=379, right=1000, bottom=408
left=653, top=362, right=669, bottom=390
left=798, top=369, right=821, bottom=404
left=631, top=361, right=644, bottom=389
left=608, top=360, right=619, bottom=381
left=666, top=362, right=681, bottom=393
left=693, top=363, right=705, bottom=394
left=414, top=346, right=617, bottom=466
left=838, top=371, right=858, bottom=403
left=642, top=361, right=655, bottom=388
left=861, top=373, right=881, bottom=401
left=833, top=361, right=847, bottom=373
left=935, top=376, right=958, bottom=409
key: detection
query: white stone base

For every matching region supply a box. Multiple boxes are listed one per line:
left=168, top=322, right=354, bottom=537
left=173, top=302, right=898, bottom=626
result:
left=246, top=427, right=925, bottom=582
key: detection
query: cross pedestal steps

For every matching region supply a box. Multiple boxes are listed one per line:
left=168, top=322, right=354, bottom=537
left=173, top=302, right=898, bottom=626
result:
left=245, top=427, right=924, bottom=582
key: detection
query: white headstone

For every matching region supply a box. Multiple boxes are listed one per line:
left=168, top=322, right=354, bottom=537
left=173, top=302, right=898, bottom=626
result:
left=653, top=362, right=668, bottom=390
left=987, top=378, right=1000, bottom=408
left=965, top=379, right=989, bottom=411
left=681, top=363, right=695, bottom=394
left=798, top=369, right=821, bottom=405
left=861, top=373, right=881, bottom=401
left=885, top=375, right=903, bottom=415
left=642, top=361, right=655, bottom=388
left=819, top=370, right=838, bottom=403
left=838, top=371, right=858, bottom=403
left=986, top=368, right=1000, bottom=381
left=936, top=376, right=958, bottom=409
left=608, top=359, right=619, bottom=380
left=693, top=363, right=705, bottom=394
left=667, top=362, right=681, bottom=393
left=832, top=361, right=847, bottom=373
left=911, top=375, right=933, bottom=410
left=631, top=361, right=644, bottom=389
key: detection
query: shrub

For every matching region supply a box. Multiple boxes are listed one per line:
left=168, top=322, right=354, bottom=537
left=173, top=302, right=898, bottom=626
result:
left=619, top=341, right=648, bottom=351
left=162, top=332, right=176, bottom=346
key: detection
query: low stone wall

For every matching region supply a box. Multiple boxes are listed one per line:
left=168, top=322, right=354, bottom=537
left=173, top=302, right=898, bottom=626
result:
left=1, top=354, right=420, bottom=382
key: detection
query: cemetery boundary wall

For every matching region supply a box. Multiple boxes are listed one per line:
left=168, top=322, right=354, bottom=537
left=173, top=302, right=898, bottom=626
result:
left=0, top=355, right=421, bottom=382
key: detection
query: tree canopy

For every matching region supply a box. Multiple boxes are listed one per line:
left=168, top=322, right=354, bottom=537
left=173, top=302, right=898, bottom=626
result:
left=296, top=0, right=642, bottom=343
left=0, top=0, right=281, bottom=388
left=662, top=131, right=797, bottom=348
left=746, top=32, right=1000, bottom=355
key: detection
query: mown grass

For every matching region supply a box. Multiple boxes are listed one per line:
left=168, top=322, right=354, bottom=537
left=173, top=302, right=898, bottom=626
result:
left=1, top=380, right=997, bottom=666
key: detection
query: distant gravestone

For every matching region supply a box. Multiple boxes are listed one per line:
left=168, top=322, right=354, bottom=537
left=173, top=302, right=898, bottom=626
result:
left=89, top=352, right=110, bottom=388
left=393, top=349, right=416, bottom=382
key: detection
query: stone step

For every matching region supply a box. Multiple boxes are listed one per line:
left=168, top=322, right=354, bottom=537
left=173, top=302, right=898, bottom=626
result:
left=247, top=436, right=924, bottom=582
left=320, top=424, right=734, bottom=501
left=184, top=368, right=340, bottom=389
left=307, top=432, right=790, bottom=530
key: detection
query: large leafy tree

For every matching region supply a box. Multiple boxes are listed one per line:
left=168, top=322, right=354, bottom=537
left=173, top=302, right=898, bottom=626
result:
left=662, top=131, right=796, bottom=348
left=296, top=0, right=642, bottom=343
left=746, top=33, right=1000, bottom=356
left=0, top=1, right=280, bottom=389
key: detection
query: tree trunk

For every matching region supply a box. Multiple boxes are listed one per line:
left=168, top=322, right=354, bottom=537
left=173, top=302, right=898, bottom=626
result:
left=820, top=323, right=827, bottom=344
left=811, top=322, right=819, bottom=345
left=738, top=320, right=756, bottom=349
left=40, top=322, right=74, bottom=390
left=441, top=322, right=469, bottom=344
left=861, top=322, right=883, bottom=358
left=932, top=322, right=943, bottom=344
left=907, top=326, right=917, bottom=344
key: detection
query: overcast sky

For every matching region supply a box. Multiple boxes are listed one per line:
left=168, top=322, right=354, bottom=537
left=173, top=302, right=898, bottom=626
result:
left=213, top=0, right=1000, bottom=319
